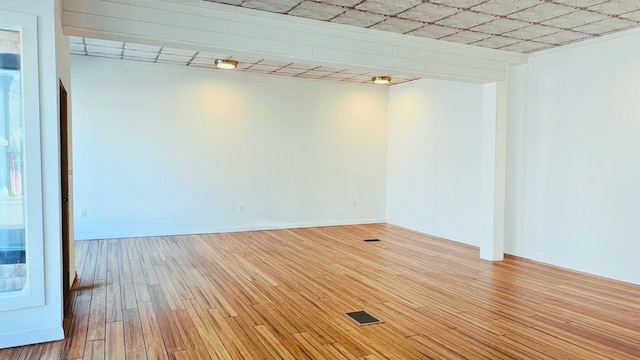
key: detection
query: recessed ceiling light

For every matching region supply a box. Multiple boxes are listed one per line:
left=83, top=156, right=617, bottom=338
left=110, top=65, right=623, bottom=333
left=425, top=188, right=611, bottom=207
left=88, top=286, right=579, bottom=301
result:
left=372, top=76, right=391, bottom=84
left=215, top=59, right=238, bottom=69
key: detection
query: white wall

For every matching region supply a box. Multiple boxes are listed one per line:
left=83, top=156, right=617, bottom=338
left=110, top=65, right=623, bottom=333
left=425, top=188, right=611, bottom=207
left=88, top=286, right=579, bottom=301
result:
left=70, top=25, right=640, bottom=287
left=56, top=0, right=76, bottom=296
left=506, top=31, right=640, bottom=285
left=0, top=0, right=65, bottom=348
left=387, top=78, right=484, bottom=247
left=71, top=57, right=388, bottom=240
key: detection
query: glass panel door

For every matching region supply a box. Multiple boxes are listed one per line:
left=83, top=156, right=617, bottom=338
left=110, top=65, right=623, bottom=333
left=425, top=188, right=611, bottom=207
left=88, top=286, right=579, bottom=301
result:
left=0, top=29, right=25, bottom=294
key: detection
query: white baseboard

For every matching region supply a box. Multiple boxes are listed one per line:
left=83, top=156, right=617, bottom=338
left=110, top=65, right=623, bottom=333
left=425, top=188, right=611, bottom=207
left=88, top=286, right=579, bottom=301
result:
left=219, top=218, right=386, bottom=233
left=505, top=248, right=640, bottom=286
left=74, top=219, right=387, bottom=240
left=0, top=326, right=64, bottom=349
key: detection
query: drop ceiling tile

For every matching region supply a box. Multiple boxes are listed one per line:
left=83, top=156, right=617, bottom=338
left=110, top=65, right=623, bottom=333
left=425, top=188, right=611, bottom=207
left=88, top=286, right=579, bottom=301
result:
left=286, top=63, right=319, bottom=70
left=500, top=40, right=552, bottom=52
left=70, top=43, right=86, bottom=52
left=123, top=49, right=158, bottom=59
left=125, top=43, right=162, bottom=52
left=315, top=0, right=361, bottom=6
left=471, top=18, right=530, bottom=35
left=324, top=72, right=355, bottom=79
left=87, top=53, right=122, bottom=59
left=620, top=9, right=640, bottom=21
left=550, top=0, right=608, bottom=7
left=85, top=38, right=123, bottom=48
left=245, top=67, right=272, bottom=74
left=273, top=68, right=307, bottom=75
left=339, top=69, right=371, bottom=75
left=156, top=60, right=189, bottom=65
left=370, top=17, right=424, bottom=34
left=408, top=24, right=459, bottom=39
left=572, top=17, right=637, bottom=34
left=257, top=59, right=294, bottom=67
left=471, top=0, right=543, bottom=16
left=189, top=58, right=216, bottom=66
left=397, top=3, right=459, bottom=23
left=243, top=66, right=272, bottom=73
left=534, top=30, right=593, bottom=44
left=288, top=1, right=346, bottom=21
left=541, top=10, right=610, bottom=29
left=436, top=11, right=497, bottom=29
left=228, top=54, right=264, bottom=64
left=504, top=24, right=560, bottom=40
left=429, top=0, right=486, bottom=9
left=355, top=0, right=422, bottom=16
left=300, top=70, right=333, bottom=77
left=393, top=76, right=419, bottom=83
left=243, top=0, right=302, bottom=13
left=345, top=74, right=374, bottom=81
left=343, top=78, right=368, bottom=83
left=190, top=63, right=216, bottom=68
left=340, top=76, right=364, bottom=83
left=69, top=36, right=84, bottom=44
left=247, top=64, right=280, bottom=72
left=389, top=77, right=409, bottom=83
left=157, top=54, right=193, bottom=63
left=124, top=57, right=157, bottom=64
left=271, top=70, right=298, bottom=77
left=588, top=0, right=640, bottom=16
left=86, top=45, right=123, bottom=55
left=471, top=35, right=520, bottom=48
left=234, top=62, right=254, bottom=70
left=161, top=47, right=198, bottom=56
left=508, top=2, right=575, bottom=22
left=296, top=73, right=324, bottom=78
left=315, top=65, right=345, bottom=72
left=206, top=0, right=243, bottom=5
left=194, top=51, right=232, bottom=59
left=440, top=30, right=491, bottom=44
left=331, top=10, right=388, bottom=27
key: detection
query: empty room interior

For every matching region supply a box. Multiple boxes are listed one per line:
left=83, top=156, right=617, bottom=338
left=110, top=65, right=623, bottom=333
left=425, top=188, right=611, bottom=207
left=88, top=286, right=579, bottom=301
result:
left=1, top=0, right=640, bottom=358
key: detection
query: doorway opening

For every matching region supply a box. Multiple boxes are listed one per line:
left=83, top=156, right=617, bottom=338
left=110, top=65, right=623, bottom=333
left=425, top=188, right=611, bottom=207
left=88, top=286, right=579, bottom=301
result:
left=59, top=80, right=71, bottom=316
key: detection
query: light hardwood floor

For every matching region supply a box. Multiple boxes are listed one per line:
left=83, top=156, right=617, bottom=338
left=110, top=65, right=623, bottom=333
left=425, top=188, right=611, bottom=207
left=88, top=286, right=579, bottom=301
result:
left=2, top=223, right=640, bottom=359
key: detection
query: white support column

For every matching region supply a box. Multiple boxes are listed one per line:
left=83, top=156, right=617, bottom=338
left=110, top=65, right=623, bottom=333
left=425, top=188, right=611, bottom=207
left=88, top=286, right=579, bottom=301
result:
left=480, top=81, right=507, bottom=261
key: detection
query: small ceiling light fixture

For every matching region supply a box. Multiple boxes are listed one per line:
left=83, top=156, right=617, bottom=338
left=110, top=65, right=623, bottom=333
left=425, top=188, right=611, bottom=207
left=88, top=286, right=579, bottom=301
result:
left=372, top=76, right=391, bottom=84
left=215, top=59, right=238, bottom=69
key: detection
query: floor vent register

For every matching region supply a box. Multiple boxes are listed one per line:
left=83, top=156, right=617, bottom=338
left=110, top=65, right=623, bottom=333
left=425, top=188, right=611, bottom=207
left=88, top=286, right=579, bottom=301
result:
left=345, top=310, right=383, bottom=326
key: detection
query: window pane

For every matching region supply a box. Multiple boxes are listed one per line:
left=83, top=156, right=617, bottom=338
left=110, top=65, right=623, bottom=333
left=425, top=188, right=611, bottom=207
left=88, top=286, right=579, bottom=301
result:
left=0, top=29, right=25, bottom=293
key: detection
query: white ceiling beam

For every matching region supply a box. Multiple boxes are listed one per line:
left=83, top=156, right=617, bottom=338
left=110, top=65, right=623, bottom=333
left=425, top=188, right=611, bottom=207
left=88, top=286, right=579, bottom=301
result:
left=62, top=0, right=528, bottom=82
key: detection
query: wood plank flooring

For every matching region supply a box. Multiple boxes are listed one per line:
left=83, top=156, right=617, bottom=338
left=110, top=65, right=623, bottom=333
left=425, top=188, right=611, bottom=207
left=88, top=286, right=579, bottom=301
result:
left=1, top=223, right=640, bottom=359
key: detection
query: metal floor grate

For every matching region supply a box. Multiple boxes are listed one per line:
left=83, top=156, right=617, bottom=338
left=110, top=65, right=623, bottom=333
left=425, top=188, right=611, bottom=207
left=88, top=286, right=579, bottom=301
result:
left=345, top=310, right=383, bottom=326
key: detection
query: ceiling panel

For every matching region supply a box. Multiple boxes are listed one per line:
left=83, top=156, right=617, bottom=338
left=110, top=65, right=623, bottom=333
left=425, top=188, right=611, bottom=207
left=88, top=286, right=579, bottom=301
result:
left=200, top=0, right=640, bottom=53
left=69, top=36, right=419, bottom=86
left=68, top=0, right=640, bottom=86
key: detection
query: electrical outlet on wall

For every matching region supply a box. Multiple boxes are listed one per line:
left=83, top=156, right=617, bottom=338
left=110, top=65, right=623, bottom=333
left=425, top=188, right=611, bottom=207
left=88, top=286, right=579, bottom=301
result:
left=239, top=204, right=245, bottom=212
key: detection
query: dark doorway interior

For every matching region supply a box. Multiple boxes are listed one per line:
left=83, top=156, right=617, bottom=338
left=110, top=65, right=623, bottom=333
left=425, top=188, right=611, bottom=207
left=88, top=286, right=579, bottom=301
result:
left=59, top=80, right=71, bottom=316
